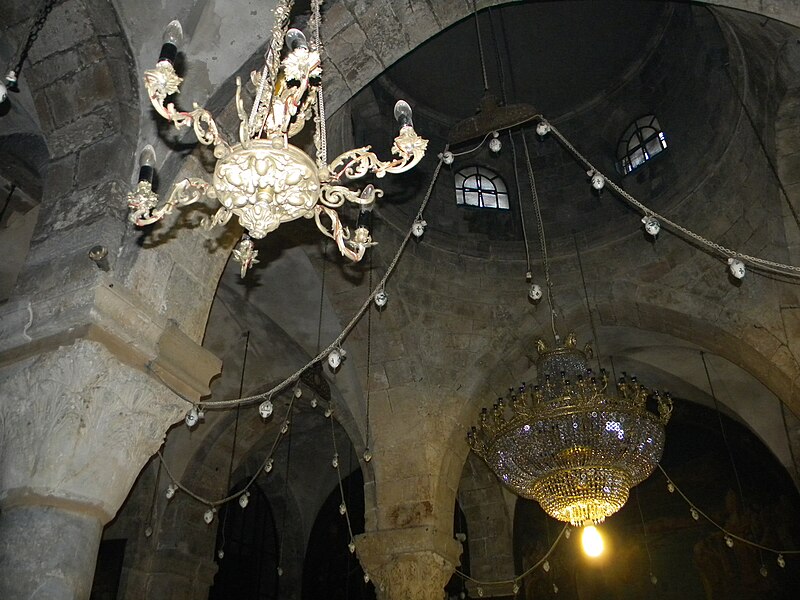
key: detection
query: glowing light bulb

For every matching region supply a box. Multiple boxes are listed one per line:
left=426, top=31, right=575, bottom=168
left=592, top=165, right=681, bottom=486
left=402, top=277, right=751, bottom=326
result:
left=581, top=525, right=604, bottom=557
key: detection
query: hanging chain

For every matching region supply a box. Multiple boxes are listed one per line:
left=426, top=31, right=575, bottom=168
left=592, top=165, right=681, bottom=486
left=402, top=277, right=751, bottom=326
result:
left=9, top=0, right=58, bottom=80
left=248, top=0, right=295, bottom=135
left=472, top=0, right=489, bottom=92
left=311, top=0, right=328, bottom=166
left=509, top=132, right=532, bottom=277
left=522, top=133, right=559, bottom=341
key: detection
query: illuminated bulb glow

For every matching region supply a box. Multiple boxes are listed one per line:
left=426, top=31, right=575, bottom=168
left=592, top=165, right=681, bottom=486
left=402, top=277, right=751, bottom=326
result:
left=581, top=525, right=604, bottom=557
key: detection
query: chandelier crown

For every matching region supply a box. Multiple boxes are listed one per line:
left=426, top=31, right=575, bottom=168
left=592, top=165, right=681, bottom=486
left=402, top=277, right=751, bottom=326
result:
left=469, top=334, right=672, bottom=526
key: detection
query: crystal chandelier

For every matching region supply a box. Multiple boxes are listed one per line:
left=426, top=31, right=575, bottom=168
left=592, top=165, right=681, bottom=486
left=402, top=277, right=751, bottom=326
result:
left=127, top=0, right=427, bottom=276
left=468, top=333, right=672, bottom=526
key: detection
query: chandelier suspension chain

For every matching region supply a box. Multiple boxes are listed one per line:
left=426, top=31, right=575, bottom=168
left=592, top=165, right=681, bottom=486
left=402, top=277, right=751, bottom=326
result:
left=472, top=0, right=489, bottom=92
left=365, top=255, right=373, bottom=455
left=547, top=123, right=800, bottom=275
left=311, top=0, right=328, bottom=165
left=574, top=232, right=604, bottom=370
left=701, top=352, right=747, bottom=508
left=522, top=133, right=558, bottom=341
left=509, top=131, right=533, bottom=278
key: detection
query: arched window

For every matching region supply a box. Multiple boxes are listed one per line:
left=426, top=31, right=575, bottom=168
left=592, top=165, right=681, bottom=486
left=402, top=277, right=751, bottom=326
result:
left=616, top=115, right=667, bottom=175
left=455, top=166, right=509, bottom=209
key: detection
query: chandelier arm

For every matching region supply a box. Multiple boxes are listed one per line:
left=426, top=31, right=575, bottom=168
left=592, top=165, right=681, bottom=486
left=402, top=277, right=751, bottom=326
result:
left=144, top=63, right=223, bottom=147
left=128, top=178, right=211, bottom=226
left=314, top=204, right=367, bottom=262
left=318, top=184, right=384, bottom=209
left=325, top=127, right=428, bottom=182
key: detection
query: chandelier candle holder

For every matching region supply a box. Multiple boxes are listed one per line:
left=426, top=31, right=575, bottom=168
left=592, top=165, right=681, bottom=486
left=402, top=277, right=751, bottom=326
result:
left=127, top=0, right=428, bottom=277
left=468, top=333, right=672, bottom=526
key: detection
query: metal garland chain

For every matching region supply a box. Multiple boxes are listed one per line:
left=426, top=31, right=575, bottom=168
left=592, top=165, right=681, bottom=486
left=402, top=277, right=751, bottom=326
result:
left=9, top=0, right=57, bottom=80
left=365, top=255, right=373, bottom=455
left=197, top=149, right=447, bottom=411
left=455, top=523, right=568, bottom=588
left=658, top=464, right=800, bottom=556
left=156, top=394, right=296, bottom=507
left=151, top=152, right=448, bottom=507
left=509, top=131, right=532, bottom=278
left=522, top=133, right=559, bottom=341
left=547, top=123, right=800, bottom=276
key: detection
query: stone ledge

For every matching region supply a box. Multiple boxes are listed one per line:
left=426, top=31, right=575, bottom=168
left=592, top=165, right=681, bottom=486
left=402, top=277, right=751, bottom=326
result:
left=0, top=276, right=221, bottom=401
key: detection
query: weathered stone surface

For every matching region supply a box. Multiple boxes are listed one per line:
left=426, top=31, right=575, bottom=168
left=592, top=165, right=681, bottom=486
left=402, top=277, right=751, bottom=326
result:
left=0, top=505, right=103, bottom=600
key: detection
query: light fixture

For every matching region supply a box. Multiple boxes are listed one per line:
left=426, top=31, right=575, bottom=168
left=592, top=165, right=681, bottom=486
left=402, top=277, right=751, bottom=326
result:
left=489, top=131, right=502, bottom=153
left=528, top=283, right=543, bottom=301
left=468, top=334, right=672, bottom=526
left=728, top=257, right=746, bottom=279
left=581, top=524, right=604, bottom=557
left=642, top=215, right=660, bottom=237
left=258, top=398, right=274, bottom=419
left=126, top=0, right=427, bottom=277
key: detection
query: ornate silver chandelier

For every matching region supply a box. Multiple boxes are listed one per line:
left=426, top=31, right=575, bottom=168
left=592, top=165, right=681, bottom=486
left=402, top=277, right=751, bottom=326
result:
left=127, top=0, right=427, bottom=276
left=468, top=334, right=672, bottom=526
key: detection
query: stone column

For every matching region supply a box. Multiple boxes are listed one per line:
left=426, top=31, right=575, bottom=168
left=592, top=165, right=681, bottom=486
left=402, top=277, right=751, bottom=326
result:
left=0, top=281, right=221, bottom=599
left=355, top=527, right=462, bottom=600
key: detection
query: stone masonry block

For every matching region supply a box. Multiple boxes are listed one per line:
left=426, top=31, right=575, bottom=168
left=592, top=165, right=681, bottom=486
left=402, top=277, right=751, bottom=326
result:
left=27, top=0, right=94, bottom=64
left=46, top=61, right=116, bottom=125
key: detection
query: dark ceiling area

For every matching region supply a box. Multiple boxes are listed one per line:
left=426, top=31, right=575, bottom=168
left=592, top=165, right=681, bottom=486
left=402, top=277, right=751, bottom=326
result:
left=386, top=0, right=672, bottom=121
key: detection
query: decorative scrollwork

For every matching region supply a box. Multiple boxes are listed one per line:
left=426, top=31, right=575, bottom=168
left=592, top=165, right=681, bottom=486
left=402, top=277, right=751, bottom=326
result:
left=129, top=178, right=211, bottom=226
left=318, top=184, right=383, bottom=209
left=314, top=205, right=376, bottom=263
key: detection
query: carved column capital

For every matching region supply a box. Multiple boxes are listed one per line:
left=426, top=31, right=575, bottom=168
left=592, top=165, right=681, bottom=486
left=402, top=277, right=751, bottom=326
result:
left=355, top=527, right=462, bottom=600
left=0, top=339, right=186, bottom=522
